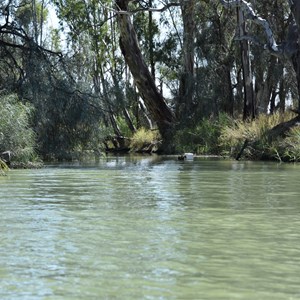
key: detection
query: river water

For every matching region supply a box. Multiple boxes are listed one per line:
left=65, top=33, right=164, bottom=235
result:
left=1, top=156, right=300, bottom=299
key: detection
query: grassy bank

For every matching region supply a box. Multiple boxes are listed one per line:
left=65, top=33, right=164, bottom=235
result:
left=174, top=112, right=300, bottom=162
left=1, top=90, right=299, bottom=175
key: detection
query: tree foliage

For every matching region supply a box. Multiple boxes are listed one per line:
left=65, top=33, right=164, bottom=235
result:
left=0, top=93, right=36, bottom=162
left=0, top=0, right=300, bottom=160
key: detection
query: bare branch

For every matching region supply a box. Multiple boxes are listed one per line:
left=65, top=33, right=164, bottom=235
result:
left=220, top=0, right=280, bottom=53
left=0, top=24, right=62, bottom=57
left=234, top=34, right=263, bottom=47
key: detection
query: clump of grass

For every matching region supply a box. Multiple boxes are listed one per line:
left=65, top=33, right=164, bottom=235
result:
left=281, top=127, right=300, bottom=162
left=220, top=112, right=296, bottom=160
left=0, top=158, right=9, bottom=175
left=130, top=127, right=160, bottom=151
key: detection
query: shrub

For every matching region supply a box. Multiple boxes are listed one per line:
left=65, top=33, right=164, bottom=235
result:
left=174, top=113, right=232, bottom=155
left=0, top=93, right=37, bottom=162
left=130, top=127, right=160, bottom=151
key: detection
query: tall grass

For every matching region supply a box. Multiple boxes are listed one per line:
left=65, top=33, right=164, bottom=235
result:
left=174, top=111, right=299, bottom=161
left=281, top=127, right=300, bottom=162
left=0, top=158, right=9, bottom=175
left=130, top=127, right=160, bottom=151
left=220, top=112, right=297, bottom=161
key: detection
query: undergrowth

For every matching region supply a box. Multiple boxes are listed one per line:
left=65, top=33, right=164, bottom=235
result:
left=220, top=112, right=299, bottom=161
left=174, top=112, right=300, bottom=162
left=174, top=113, right=232, bottom=155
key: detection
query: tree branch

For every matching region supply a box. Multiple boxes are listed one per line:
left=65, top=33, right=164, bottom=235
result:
left=100, top=1, right=180, bottom=16
left=130, top=2, right=181, bottom=14
left=234, top=34, right=263, bottom=47
left=0, top=23, right=63, bottom=57
left=219, top=0, right=280, bottom=53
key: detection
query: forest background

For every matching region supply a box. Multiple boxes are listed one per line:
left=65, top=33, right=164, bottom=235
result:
left=1, top=0, right=300, bottom=167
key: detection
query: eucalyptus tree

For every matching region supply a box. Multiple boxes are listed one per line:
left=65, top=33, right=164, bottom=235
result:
left=220, top=0, right=300, bottom=113
left=15, top=0, right=49, bottom=45
left=175, top=0, right=196, bottom=123
left=113, top=1, right=234, bottom=148
left=0, top=0, right=50, bottom=92
left=54, top=0, right=141, bottom=146
left=0, top=0, right=108, bottom=159
left=252, top=0, right=294, bottom=115
left=193, top=1, right=237, bottom=117
left=53, top=0, right=237, bottom=148
left=115, top=0, right=175, bottom=144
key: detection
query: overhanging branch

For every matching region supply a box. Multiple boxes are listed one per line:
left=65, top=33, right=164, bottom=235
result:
left=100, top=1, right=180, bottom=16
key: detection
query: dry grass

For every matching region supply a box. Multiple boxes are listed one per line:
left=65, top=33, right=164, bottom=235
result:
left=130, top=128, right=160, bottom=150
left=220, top=112, right=297, bottom=160
left=0, top=159, right=9, bottom=175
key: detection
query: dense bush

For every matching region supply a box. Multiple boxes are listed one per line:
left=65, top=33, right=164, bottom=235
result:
left=174, top=113, right=232, bottom=155
left=0, top=93, right=37, bottom=162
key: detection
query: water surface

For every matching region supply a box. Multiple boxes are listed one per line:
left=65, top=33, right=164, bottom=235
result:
left=1, top=156, right=300, bottom=299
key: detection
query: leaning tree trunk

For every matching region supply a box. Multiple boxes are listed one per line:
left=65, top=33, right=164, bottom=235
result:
left=115, top=0, right=175, bottom=144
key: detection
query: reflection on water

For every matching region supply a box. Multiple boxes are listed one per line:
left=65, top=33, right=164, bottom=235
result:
left=1, top=156, right=300, bottom=299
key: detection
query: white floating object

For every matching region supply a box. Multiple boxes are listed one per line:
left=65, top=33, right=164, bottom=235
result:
left=184, top=153, right=194, bottom=160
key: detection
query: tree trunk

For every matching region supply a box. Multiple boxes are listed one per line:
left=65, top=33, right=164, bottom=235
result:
left=269, top=88, right=277, bottom=114
left=220, top=0, right=300, bottom=112
left=235, top=113, right=300, bottom=160
left=268, top=114, right=300, bottom=140
left=289, top=0, right=300, bottom=111
left=238, top=8, right=255, bottom=120
left=220, top=64, right=234, bottom=116
left=138, top=99, right=153, bottom=129
left=291, top=52, right=300, bottom=111
left=177, top=0, right=196, bottom=123
left=148, top=0, right=155, bottom=80
left=123, top=108, right=136, bottom=133
left=115, top=0, right=175, bottom=143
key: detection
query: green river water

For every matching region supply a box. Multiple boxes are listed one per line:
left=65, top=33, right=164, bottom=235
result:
left=0, top=156, right=300, bottom=299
